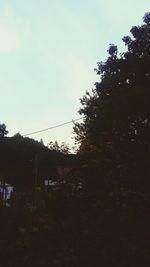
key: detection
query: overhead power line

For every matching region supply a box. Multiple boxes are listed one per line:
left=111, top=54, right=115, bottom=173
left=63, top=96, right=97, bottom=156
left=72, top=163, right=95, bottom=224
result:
left=23, top=117, right=84, bottom=137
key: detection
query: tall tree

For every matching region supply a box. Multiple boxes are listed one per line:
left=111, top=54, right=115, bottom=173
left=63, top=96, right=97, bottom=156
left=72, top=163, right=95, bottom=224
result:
left=74, top=13, right=150, bottom=192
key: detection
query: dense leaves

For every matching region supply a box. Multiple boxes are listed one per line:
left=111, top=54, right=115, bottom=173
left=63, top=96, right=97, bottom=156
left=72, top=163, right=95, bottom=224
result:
left=72, top=13, right=150, bottom=265
left=74, top=13, right=150, bottom=193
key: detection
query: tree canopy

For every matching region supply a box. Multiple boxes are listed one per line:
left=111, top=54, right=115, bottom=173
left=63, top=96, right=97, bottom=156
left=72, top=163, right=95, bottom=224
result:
left=74, top=12, right=150, bottom=192
left=48, top=141, right=70, bottom=154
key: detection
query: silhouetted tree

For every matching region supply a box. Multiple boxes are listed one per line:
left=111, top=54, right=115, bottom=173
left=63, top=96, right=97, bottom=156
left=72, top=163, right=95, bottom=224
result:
left=74, top=12, right=150, bottom=193
left=48, top=141, right=70, bottom=154
left=64, top=14, right=150, bottom=266
left=0, top=123, right=8, bottom=137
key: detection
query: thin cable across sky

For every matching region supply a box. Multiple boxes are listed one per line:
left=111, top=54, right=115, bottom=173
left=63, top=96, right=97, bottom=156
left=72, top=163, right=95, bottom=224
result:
left=23, top=117, right=84, bottom=137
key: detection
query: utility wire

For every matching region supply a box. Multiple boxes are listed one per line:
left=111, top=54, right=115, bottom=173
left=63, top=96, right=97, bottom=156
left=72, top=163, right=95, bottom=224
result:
left=23, top=117, right=84, bottom=137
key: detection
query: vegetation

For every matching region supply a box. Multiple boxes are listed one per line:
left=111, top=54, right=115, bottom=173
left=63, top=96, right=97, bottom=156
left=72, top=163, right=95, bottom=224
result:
left=0, top=123, right=8, bottom=137
left=0, top=134, right=75, bottom=188
left=48, top=141, right=70, bottom=154
left=74, top=12, right=150, bottom=193
left=0, top=13, right=150, bottom=267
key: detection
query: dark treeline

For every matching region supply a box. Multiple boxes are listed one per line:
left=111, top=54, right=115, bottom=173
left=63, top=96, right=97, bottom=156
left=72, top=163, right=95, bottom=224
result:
left=0, top=133, right=77, bottom=187
left=0, top=13, right=150, bottom=267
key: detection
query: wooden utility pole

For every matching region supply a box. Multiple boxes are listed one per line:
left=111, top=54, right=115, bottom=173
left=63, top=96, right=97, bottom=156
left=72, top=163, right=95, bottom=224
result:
left=35, top=154, right=38, bottom=187
left=34, top=154, right=38, bottom=209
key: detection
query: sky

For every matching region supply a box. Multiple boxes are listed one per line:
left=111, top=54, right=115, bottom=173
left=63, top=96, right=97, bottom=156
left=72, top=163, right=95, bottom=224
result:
left=0, top=0, right=150, bottom=148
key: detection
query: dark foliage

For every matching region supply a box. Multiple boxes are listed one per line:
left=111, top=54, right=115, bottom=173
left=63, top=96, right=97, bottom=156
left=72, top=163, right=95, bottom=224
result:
left=74, top=12, right=150, bottom=193
left=0, top=123, right=8, bottom=137
left=0, top=135, right=77, bottom=187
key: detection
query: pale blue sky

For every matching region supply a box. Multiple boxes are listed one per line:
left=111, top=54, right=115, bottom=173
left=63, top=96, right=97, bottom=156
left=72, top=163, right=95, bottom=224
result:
left=0, top=0, right=150, bottom=147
